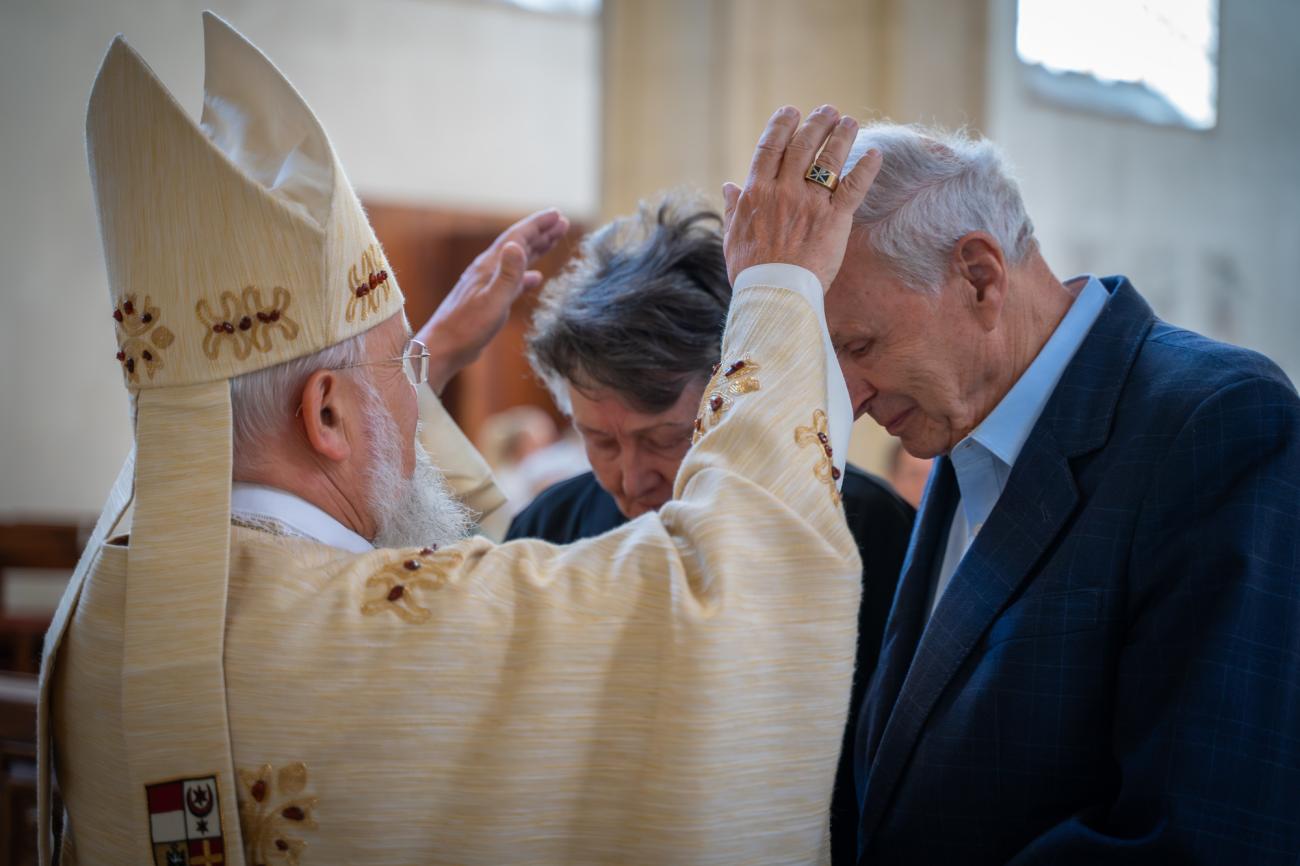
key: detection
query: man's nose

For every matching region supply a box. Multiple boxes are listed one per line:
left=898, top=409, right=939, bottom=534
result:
left=847, top=378, right=879, bottom=418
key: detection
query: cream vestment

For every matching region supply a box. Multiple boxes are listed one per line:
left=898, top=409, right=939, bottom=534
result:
left=39, top=12, right=860, bottom=866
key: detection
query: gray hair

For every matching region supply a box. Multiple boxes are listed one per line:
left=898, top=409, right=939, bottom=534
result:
left=843, top=123, right=1036, bottom=292
left=229, top=331, right=367, bottom=475
left=526, top=191, right=731, bottom=415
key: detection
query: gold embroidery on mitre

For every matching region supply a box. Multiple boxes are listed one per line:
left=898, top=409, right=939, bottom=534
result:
left=196, top=285, right=300, bottom=360
left=361, top=545, right=466, bottom=624
left=112, top=294, right=175, bottom=383
left=795, top=409, right=841, bottom=506
left=692, top=357, right=762, bottom=443
left=345, top=244, right=392, bottom=323
left=238, top=762, right=318, bottom=866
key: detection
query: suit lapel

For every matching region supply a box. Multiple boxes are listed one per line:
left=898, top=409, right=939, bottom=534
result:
left=857, top=435, right=1079, bottom=839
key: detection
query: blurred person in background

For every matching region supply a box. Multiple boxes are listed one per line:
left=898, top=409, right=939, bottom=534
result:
left=885, top=439, right=931, bottom=509
left=478, top=405, right=556, bottom=504
left=509, top=192, right=915, bottom=865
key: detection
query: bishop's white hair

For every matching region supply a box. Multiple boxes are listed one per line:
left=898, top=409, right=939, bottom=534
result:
left=229, top=332, right=368, bottom=476
left=842, top=123, right=1037, bottom=293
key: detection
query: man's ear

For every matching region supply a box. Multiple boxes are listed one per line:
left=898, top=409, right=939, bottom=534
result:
left=952, top=232, right=1007, bottom=331
left=299, top=369, right=353, bottom=462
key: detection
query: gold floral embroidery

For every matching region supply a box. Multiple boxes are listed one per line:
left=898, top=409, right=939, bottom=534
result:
left=196, top=286, right=300, bottom=360
left=692, top=357, right=762, bottom=443
left=111, top=294, right=175, bottom=383
left=795, top=409, right=841, bottom=506
left=344, top=244, right=392, bottom=322
left=361, top=545, right=465, bottom=624
left=238, top=762, right=318, bottom=866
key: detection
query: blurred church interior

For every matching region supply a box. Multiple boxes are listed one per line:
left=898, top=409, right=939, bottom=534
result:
left=2, top=0, right=1297, bottom=860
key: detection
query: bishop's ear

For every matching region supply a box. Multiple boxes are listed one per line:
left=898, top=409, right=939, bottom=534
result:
left=298, top=369, right=353, bottom=462
left=952, top=232, right=1008, bottom=331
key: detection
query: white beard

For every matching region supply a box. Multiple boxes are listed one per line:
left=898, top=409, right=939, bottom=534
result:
left=361, top=385, right=473, bottom=550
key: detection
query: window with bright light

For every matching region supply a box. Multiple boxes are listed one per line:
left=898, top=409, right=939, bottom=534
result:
left=1016, top=0, right=1218, bottom=130
left=501, top=0, right=600, bottom=15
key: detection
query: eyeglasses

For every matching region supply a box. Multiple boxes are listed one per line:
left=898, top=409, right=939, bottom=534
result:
left=334, top=338, right=430, bottom=386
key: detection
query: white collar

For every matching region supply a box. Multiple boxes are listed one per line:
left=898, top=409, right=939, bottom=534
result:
left=230, top=482, right=374, bottom=553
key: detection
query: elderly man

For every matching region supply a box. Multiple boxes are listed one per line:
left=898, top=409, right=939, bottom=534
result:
left=508, top=194, right=915, bottom=866
left=39, top=13, right=883, bottom=866
left=804, top=123, right=1300, bottom=863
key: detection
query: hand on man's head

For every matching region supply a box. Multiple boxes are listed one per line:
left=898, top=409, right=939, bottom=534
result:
left=722, top=105, right=882, bottom=291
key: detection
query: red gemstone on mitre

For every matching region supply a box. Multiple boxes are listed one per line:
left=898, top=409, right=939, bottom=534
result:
left=141, top=313, right=152, bottom=323
left=142, top=350, right=153, bottom=361
left=282, top=806, right=306, bottom=821
left=123, top=300, right=134, bottom=315
left=725, top=360, right=746, bottom=376
left=113, top=309, right=124, bottom=322
left=212, top=324, right=224, bottom=333
left=222, top=322, right=235, bottom=334
left=817, top=431, right=828, bottom=444
left=831, top=466, right=841, bottom=480
left=257, top=312, right=270, bottom=323
left=403, top=559, right=421, bottom=571
left=269, top=310, right=281, bottom=322
left=115, top=351, right=125, bottom=361
left=709, top=395, right=723, bottom=412
left=419, top=546, right=437, bottom=556
left=387, top=585, right=405, bottom=602
left=275, top=840, right=289, bottom=851
left=250, top=780, right=267, bottom=802
left=239, top=316, right=252, bottom=331
left=125, top=358, right=135, bottom=374
left=355, top=286, right=369, bottom=297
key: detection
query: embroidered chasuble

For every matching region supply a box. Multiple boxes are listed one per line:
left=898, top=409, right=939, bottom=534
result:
left=50, top=282, right=861, bottom=865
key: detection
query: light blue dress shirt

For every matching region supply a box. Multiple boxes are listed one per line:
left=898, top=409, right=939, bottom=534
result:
left=928, top=275, right=1110, bottom=618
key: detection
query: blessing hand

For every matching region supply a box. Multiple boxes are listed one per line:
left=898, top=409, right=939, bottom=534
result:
left=417, top=208, right=570, bottom=394
left=722, top=105, right=882, bottom=292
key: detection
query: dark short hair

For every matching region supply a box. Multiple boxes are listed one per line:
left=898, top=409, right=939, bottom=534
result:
left=527, top=191, right=730, bottom=414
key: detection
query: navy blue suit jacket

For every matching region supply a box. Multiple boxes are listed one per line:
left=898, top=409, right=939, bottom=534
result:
left=855, top=277, right=1300, bottom=864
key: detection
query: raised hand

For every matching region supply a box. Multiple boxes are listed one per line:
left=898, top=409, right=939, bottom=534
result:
left=721, top=105, right=882, bottom=291
left=416, top=208, right=570, bottom=393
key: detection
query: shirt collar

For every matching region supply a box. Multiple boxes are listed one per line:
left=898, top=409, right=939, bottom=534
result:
left=963, top=274, right=1110, bottom=469
left=230, top=482, right=374, bottom=553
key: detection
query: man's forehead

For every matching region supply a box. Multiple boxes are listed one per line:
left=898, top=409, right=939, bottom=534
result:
left=826, top=292, right=879, bottom=339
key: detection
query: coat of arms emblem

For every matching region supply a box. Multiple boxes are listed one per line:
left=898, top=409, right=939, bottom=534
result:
left=145, top=775, right=225, bottom=865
